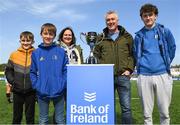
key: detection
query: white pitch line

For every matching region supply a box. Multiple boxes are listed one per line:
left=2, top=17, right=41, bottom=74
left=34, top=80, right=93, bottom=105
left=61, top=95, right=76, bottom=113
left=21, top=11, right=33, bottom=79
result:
left=115, top=98, right=139, bottom=100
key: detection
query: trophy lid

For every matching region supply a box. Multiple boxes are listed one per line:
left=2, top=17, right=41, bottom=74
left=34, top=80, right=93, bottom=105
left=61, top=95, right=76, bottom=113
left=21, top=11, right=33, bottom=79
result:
left=87, top=32, right=97, bottom=36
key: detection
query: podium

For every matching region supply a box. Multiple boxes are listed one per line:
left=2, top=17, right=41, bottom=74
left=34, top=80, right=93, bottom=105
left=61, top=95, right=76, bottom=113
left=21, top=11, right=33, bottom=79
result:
left=66, top=64, right=114, bottom=124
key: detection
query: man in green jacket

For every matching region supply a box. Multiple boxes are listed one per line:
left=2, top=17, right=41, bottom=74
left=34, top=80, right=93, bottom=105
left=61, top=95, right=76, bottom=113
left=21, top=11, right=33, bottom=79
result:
left=94, top=10, right=135, bottom=124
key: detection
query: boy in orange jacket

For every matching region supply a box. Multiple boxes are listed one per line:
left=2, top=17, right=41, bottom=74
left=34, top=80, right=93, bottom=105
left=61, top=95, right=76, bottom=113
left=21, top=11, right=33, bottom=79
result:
left=5, top=31, right=36, bottom=124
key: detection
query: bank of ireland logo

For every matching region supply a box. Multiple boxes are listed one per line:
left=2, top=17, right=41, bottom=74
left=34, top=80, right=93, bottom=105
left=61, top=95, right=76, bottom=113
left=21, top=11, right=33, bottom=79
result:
left=84, top=92, right=96, bottom=102
left=70, top=91, right=111, bottom=123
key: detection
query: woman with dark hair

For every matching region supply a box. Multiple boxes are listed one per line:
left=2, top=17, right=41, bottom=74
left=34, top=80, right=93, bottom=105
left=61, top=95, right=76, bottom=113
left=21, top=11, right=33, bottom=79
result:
left=57, top=27, right=83, bottom=64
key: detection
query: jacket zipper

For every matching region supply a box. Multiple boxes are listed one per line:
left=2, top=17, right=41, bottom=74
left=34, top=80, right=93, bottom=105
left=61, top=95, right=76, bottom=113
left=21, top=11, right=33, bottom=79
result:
left=24, top=50, right=28, bottom=93
left=114, top=41, right=119, bottom=74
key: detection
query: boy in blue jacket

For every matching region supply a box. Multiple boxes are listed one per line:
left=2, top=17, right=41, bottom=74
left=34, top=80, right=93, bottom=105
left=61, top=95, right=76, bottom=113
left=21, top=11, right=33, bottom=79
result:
left=133, top=4, right=176, bottom=125
left=30, top=23, right=68, bottom=124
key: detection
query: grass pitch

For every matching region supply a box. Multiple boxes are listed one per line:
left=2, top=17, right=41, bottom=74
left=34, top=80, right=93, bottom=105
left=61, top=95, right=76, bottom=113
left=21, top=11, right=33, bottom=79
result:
left=0, top=80, right=180, bottom=124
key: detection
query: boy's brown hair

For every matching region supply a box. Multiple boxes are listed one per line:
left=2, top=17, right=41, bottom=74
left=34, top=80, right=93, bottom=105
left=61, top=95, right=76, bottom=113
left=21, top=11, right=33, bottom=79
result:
left=140, top=3, right=158, bottom=17
left=20, top=31, right=34, bottom=43
left=40, top=23, right=57, bottom=37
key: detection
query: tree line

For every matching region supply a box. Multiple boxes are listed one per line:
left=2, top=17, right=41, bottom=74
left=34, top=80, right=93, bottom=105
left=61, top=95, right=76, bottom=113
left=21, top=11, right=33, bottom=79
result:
left=0, top=63, right=6, bottom=71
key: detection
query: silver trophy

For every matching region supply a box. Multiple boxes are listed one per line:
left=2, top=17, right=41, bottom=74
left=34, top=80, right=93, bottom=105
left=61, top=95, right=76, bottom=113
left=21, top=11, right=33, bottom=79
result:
left=80, top=32, right=104, bottom=64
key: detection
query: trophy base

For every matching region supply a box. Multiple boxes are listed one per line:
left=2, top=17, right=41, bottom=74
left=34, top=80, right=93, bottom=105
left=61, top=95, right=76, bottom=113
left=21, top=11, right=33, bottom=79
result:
left=86, top=56, right=97, bottom=64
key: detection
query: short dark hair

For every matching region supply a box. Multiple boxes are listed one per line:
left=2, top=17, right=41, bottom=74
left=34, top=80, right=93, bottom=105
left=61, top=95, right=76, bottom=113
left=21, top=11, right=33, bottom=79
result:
left=140, top=3, right=158, bottom=17
left=57, top=27, right=76, bottom=45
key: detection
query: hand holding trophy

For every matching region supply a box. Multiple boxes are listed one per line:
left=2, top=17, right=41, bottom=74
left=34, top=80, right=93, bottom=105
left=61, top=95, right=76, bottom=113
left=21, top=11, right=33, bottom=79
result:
left=80, top=32, right=104, bottom=64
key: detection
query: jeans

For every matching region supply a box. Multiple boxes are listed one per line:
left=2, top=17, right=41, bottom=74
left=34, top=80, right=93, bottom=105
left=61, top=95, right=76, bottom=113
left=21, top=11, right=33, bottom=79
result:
left=115, top=75, right=132, bottom=124
left=38, top=95, right=65, bottom=124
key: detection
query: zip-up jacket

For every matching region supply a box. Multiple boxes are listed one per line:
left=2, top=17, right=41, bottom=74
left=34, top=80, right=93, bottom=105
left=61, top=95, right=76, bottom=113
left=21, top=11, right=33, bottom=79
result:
left=5, top=47, right=35, bottom=94
left=94, top=25, right=135, bottom=76
left=133, top=23, right=176, bottom=74
left=30, top=43, right=68, bottom=100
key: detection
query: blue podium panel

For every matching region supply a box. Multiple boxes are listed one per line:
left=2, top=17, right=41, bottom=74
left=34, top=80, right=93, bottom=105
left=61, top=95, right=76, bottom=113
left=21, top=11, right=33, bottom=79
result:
left=67, top=64, right=114, bottom=124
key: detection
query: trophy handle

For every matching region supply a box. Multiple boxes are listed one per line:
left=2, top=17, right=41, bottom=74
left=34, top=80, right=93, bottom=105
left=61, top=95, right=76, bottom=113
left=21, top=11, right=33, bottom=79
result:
left=80, top=32, right=88, bottom=45
left=96, top=33, right=105, bottom=45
